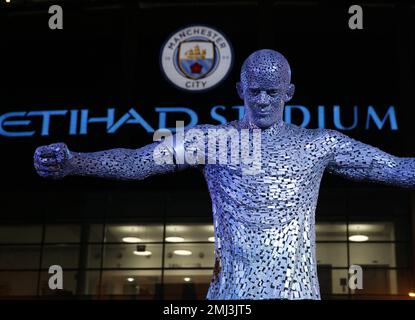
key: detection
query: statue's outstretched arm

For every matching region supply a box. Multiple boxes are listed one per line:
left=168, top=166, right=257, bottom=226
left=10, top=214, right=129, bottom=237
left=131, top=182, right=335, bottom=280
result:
left=33, top=124, right=214, bottom=180
left=325, top=130, right=415, bottom=188
left=33, top=140, right=177, bottom=180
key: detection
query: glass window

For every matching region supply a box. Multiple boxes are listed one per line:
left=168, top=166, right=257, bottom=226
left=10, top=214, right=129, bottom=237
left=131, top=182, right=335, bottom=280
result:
left=330, top=269, right=350, bottom=296
left=103, top=244, right=163, bottom=269
left=317, top=267, right=350, bottom=297
left=348, top=222, right=396, bottom=241
left=0, top=246, right=41, bottom=269
left=39, top=271, right=78, bottom=297
left=0, top=271, right=38, bottom=297
left=44, top=225, right=80, bottom=243
left=0, top=225, right=42, bottom=243
left=349, top=242, right=411, bottom=268
left=349, top=268, right=414, bottom=296
left=88, top=224, right=104, bottom=243
left=319, top=263, right=415, bottom=298
left=165, top=224, right=214, bottom=242
left=163, top=269, right=212, bottom=299
left=105, top=224, right=164, bottom=243
left=164, top=243, right=215, bottom=268
left=85, top=244, right=103, bottom=269
left=316, top=243, right=348, bottom=267
left=41, top=270, right=101, bottom=296
left=83, top=271, right=101, bottom=296
left=42, top=245, right=80, bottom=269
left=43, top=244, right=103, bottom=269
left=101, top=270, right=161, bottom=299
left=316, top=222, right=347, bottom=241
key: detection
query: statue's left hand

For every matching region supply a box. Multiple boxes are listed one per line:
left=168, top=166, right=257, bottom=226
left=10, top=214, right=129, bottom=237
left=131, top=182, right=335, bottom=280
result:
left=33, top=142, right=74, bottom=179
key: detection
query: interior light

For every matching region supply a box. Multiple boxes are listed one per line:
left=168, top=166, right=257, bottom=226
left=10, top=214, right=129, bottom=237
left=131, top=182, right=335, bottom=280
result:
left=133, top=250, right=152, bottom=256
left=184, top=277, right=191, bottom=282
left=127, top=278, right=134, bottom=282
left=174, top=249, right=192, bottom=256
left=122, top=237, right=142, bottom=243
left=348, top=235, right=369, bottom=242
left=409, top=292, right=415, bottom=298
left=208, top=237, right=215, bottom=242
left=165, top=236, right=184, bottom=242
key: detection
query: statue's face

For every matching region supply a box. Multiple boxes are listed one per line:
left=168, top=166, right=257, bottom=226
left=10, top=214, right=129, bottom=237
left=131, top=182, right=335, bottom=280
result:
left=237, top=50, right=294, bottom=129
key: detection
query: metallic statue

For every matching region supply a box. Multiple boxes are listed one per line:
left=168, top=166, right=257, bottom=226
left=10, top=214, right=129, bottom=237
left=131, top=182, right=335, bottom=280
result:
left=34, top=49, right=415, bottom=299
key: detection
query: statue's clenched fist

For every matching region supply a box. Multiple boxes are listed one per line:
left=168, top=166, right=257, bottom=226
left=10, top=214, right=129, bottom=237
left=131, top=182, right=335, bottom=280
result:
left=34, top=143, right=74, bottom=179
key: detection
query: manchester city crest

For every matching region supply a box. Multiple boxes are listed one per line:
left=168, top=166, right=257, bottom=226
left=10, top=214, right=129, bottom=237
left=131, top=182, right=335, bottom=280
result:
left=161, top=25, right=233, bottom=92
left=178, top=41, right=215, bottom=80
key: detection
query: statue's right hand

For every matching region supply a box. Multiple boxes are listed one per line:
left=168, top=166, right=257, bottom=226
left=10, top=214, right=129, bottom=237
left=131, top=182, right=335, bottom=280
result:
left=33, top=143, right=74, bottom=179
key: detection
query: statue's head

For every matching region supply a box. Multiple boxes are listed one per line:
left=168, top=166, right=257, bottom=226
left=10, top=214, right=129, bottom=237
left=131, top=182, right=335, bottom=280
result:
left=237, top=49, right=295, bottom=128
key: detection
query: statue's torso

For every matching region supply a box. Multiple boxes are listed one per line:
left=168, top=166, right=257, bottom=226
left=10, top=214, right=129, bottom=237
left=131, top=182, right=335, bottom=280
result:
left=202, top=121, right=333, bottom=300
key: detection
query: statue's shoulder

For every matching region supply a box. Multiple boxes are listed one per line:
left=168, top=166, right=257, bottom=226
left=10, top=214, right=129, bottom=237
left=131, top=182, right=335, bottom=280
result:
left=281, top=122, right=317, bottom=138
left=313, top=128, right=349, bottom=142
left=285, top=124, right=346, bottom=144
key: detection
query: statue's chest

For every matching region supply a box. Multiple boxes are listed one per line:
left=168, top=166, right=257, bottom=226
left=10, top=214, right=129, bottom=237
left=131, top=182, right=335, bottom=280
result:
left=205, top=140, right=327, bottom=197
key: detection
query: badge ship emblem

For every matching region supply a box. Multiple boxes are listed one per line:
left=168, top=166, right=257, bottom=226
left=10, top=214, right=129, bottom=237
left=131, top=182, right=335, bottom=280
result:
left=178, top=41, right=215, bottom=80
